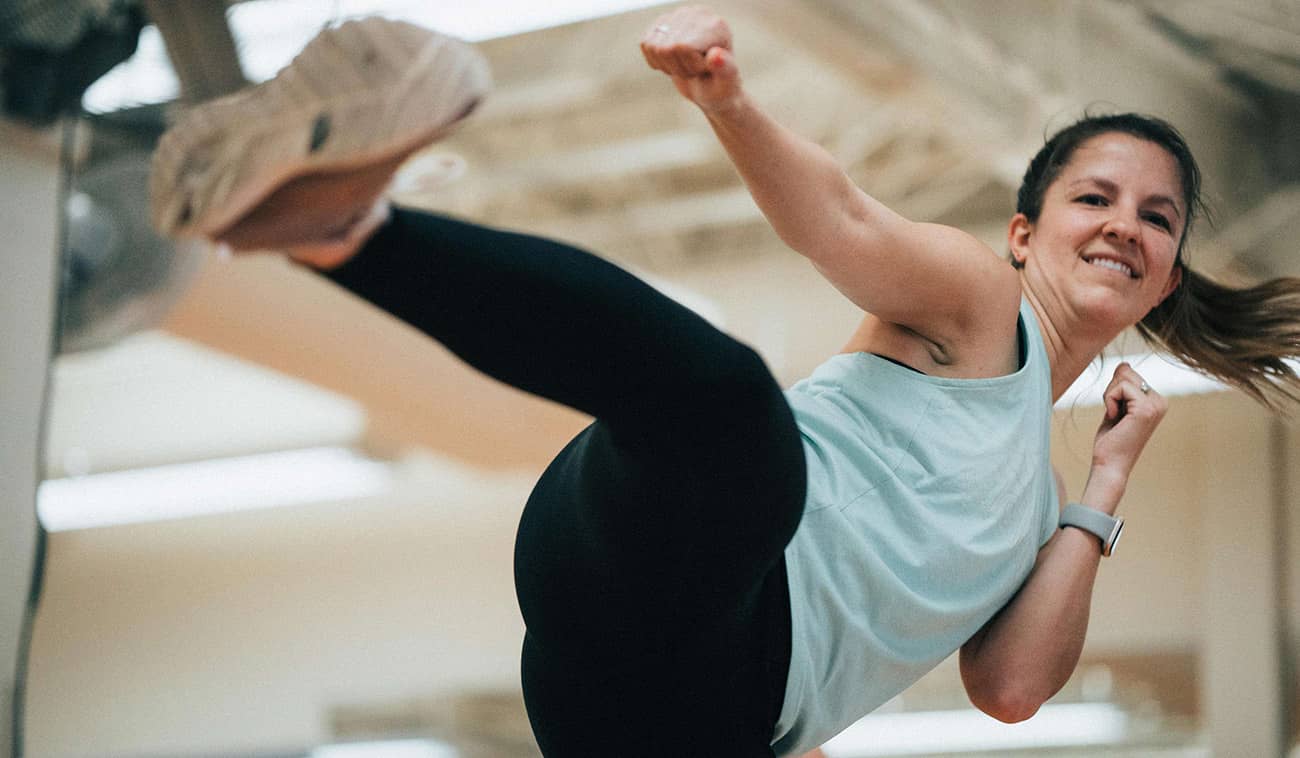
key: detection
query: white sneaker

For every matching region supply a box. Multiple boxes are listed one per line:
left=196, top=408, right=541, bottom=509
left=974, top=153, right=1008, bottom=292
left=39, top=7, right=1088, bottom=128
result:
left=150, top=17, right=491, bottom=240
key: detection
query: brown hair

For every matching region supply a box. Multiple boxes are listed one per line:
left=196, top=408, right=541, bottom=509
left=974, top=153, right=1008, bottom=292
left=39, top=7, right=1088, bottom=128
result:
left=1016, top=113, right=1300, bottom=409
left=1137, top=268, right=1300, bottom=408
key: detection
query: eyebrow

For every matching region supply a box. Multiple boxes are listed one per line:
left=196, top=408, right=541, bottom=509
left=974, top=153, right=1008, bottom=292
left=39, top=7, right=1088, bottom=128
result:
left=1067, top=176, right=1183, bottom=219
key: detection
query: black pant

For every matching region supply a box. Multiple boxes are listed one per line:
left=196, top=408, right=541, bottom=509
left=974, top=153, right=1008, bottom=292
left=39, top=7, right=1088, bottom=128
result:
left=325, top=208, right=806, bottom=756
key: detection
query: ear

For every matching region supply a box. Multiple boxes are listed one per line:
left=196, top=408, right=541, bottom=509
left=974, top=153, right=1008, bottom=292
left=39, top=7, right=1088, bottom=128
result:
left=1007, top=213, right=1032, bottom=267
left=1157, top=261, right=1183, bottom=305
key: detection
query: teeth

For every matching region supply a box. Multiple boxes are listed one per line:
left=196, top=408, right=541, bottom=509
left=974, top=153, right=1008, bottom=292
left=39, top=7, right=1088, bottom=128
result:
left=1087, top=257, right=1133, bottom=277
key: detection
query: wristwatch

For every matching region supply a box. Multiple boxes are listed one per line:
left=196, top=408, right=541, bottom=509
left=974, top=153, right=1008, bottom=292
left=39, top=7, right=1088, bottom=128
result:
left=1060, top=502, right=1124, bottom=557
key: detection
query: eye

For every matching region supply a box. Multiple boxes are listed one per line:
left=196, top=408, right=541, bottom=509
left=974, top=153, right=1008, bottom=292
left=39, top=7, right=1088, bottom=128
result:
left=1076, top=193, right=1108, bottom=206
left=1142, top=212, right=1172, bottom=231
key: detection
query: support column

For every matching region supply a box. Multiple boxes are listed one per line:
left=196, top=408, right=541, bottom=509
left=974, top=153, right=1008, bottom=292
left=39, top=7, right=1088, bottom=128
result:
left=1199, top=393, right=1288, bottom=757
left=1282, top=417, right=1299, bottom=754
left=0, top=122, right=62, bottom=757
left=142, top=0, right=247, bottom=103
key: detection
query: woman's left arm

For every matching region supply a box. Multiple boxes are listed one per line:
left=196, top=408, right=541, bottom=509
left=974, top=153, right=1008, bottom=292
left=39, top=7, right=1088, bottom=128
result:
left=958, top=363, right=1168, bottom=722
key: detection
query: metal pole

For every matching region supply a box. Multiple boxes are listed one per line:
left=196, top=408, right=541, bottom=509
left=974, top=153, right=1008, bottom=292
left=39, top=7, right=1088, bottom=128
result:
left=0, top=119, right=63, bottom=758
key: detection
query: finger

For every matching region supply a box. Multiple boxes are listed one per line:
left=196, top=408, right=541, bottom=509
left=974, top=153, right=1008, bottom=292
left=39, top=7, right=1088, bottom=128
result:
left=658, top=46, right=684, bottom=77
left=1113, top=362, right=1160, bottom=401
left=649, top=43, right=684, bottom=78
left=666, top=53, right=690, bottom=79
left=1104, top=362, right=1148, bottom=416
left=1102, top=381, right=1122, bottom=421
left=1101, top=363, right=1127, bottom=419
left=643, top=16, right=672, bottom=47
left=639, top=41, right=671, bottom=75
left=640, top=27, right=682, bottom=73
left=1103, top=380, right=1142, bottom=422
left=1113, top=361, right=1144, bottom=387
left=674, top=46, right=708, bottom=77
left=1104, top=374, right=1160, bottom=424
left=1116, top=363, right=1159, bottom=397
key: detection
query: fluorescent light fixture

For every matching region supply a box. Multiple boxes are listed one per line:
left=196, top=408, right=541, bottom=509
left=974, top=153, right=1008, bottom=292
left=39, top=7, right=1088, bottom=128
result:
left=82, top=25, right=176, bottom=113
left=310, top=739, right=458, bottom=758
left=84, top=0, right=673, bottom=113
left=1056, top=352, right=1232, bottom=409
left=37, top=446, right=393, bottom=531
left=821, top=702, right=1130, bottom=757
left=232, top=0, right=675, bottom=50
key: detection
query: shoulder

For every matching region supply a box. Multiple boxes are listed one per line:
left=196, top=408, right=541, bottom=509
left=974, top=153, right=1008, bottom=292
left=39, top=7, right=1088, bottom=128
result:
left=902, top=225, right=1023, bottom=366
left=919, top=223, right=1020, bottom=317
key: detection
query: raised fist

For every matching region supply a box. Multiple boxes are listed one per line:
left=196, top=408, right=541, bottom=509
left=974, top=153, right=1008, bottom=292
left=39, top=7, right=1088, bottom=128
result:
left=639, top=6, right=743, bottom=113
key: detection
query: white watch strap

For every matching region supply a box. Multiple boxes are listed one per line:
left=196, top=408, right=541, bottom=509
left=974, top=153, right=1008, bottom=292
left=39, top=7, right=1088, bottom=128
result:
left=1060, top=502, right=1124, bottom=557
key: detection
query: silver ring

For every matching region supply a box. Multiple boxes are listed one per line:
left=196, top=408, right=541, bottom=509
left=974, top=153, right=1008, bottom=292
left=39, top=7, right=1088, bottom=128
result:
left=656, top=24, right=670, bottom=33
left=1139, top=381, right=1150, bottom=394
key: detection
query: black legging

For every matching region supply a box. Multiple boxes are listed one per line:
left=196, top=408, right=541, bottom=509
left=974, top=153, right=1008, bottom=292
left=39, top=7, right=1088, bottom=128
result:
left=324, top=207, right=807, bottom=757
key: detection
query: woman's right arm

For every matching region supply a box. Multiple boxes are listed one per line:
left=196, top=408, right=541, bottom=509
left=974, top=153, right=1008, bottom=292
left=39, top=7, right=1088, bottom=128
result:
left=640, top=6, right=1017, bottom=343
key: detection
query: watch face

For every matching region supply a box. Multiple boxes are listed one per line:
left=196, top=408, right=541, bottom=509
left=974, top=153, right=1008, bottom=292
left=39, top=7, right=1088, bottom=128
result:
left=1106, top=521, right=1124, bottom=557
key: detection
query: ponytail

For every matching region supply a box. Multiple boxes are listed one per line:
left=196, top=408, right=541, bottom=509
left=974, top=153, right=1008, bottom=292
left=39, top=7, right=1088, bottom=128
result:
left=1137, top=266, right=1300, bottom=409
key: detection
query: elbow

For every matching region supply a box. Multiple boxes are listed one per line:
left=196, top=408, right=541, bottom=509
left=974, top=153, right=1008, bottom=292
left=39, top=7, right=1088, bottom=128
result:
left=960, top=646, right=1053, bottom=723
left=980, top=695, right=1043, bottom=724
left=962, top=663, right=1045, bottom=723
left=967, top=685, right=1044, bottom=724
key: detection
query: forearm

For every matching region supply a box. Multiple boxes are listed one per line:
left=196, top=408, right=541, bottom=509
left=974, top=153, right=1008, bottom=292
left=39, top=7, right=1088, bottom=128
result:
left=701, top=94, right=895, bottom=263
left=960, top=473, right=1125, bottom=721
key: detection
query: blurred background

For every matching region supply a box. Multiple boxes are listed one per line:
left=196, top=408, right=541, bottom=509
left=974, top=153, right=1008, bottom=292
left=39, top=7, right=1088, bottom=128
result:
left=2, top=1, right=1298, bottom=756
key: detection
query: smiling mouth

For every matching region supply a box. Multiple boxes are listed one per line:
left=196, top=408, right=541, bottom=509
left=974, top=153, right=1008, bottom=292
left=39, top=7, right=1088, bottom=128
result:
left=1083, top=256, right=1137, bottom=279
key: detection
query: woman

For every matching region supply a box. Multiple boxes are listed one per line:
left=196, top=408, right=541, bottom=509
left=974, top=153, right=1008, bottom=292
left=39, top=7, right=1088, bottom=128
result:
left=150, top=8, right=1300, bottom=757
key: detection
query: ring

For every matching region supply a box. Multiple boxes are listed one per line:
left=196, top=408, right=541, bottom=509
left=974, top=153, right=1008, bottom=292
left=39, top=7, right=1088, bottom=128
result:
left=1139, top=381, right=1150, bottom=394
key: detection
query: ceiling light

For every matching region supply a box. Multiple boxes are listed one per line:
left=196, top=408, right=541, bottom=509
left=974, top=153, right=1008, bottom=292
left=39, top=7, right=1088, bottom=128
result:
left=37, top=446, right=393, bottom=531
left=1056, top=352, right=1234, bottom=409
left=310, top=739, right=458, bottom=758
left=83, top=0, right=673, bottom=113
left=821, top=702, right=1130, bottom=757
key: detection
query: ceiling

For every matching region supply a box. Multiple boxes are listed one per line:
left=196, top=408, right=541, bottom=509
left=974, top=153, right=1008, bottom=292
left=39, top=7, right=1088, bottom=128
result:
left=32, top=0, right=1300, bottom=484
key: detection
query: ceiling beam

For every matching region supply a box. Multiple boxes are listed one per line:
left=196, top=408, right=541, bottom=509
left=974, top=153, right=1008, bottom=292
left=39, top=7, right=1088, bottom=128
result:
left=461, top=130, right=721, bottom=189
left=1084, top=1, right=1260, bottom=114
left=1145, top=3, right=1300, bottom=60
left=1211, top=184, right=1300, bottom=279
left=768, top=0, right=1053, bottom=186
left=524, top=186, right=762, bottom=255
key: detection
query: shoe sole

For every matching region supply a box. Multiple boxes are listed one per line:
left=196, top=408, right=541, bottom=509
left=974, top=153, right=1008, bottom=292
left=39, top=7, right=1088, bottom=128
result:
left=150, top=18, right=491, bottom=239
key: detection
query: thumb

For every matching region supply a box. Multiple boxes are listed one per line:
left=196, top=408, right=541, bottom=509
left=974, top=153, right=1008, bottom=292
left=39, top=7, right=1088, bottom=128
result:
left=706, top=46, right=740, bottom=84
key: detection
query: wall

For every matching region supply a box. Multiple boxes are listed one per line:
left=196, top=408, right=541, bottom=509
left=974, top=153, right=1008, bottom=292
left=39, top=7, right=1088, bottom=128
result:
left=25, top=389, right=1298, bottom=757
left=1053, top=392, right=1208, bottom=653
left=27, top=460, right=534, bottom=757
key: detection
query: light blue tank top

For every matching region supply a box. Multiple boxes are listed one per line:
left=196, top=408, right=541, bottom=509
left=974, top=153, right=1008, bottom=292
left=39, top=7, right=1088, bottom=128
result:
left=771, top=298, right=1059, bottom=757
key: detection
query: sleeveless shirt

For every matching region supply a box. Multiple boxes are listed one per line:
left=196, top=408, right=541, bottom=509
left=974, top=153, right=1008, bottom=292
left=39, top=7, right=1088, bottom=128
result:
left=771, top=298, right=1059, bottom=756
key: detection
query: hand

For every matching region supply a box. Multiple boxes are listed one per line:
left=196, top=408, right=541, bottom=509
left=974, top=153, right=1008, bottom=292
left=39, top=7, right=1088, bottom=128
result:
left=1089, top=362, right=1168, bottom=493
left=639, top=6, right=742, bottom=113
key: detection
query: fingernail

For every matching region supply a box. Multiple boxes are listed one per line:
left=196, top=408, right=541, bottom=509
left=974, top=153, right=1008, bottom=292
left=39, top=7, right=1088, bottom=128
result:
left=214, top=242, right=232, bottom=262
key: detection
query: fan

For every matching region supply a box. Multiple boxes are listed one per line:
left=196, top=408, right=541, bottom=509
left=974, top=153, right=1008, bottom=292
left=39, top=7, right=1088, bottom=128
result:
left=58, top=150, right=206, bottom=354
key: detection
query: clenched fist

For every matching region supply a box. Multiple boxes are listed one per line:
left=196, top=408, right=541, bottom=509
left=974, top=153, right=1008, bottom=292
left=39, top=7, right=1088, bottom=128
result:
left=639, top=6, right=744, bottom=113
left=1089, top=362, right=1169, bottom=496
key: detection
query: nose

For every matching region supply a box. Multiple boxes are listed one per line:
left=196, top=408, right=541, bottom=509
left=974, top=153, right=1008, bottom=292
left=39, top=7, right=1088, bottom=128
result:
left=1102, top=211, right=1139, bottom=247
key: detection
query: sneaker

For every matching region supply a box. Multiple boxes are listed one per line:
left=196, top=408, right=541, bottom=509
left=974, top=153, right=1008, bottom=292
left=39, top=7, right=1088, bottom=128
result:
left=150, top=17, right=491, bottom=241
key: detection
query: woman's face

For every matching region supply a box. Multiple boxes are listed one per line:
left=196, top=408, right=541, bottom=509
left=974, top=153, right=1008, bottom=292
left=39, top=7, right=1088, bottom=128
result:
left=1012, top=132, right=1185, bottom=330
